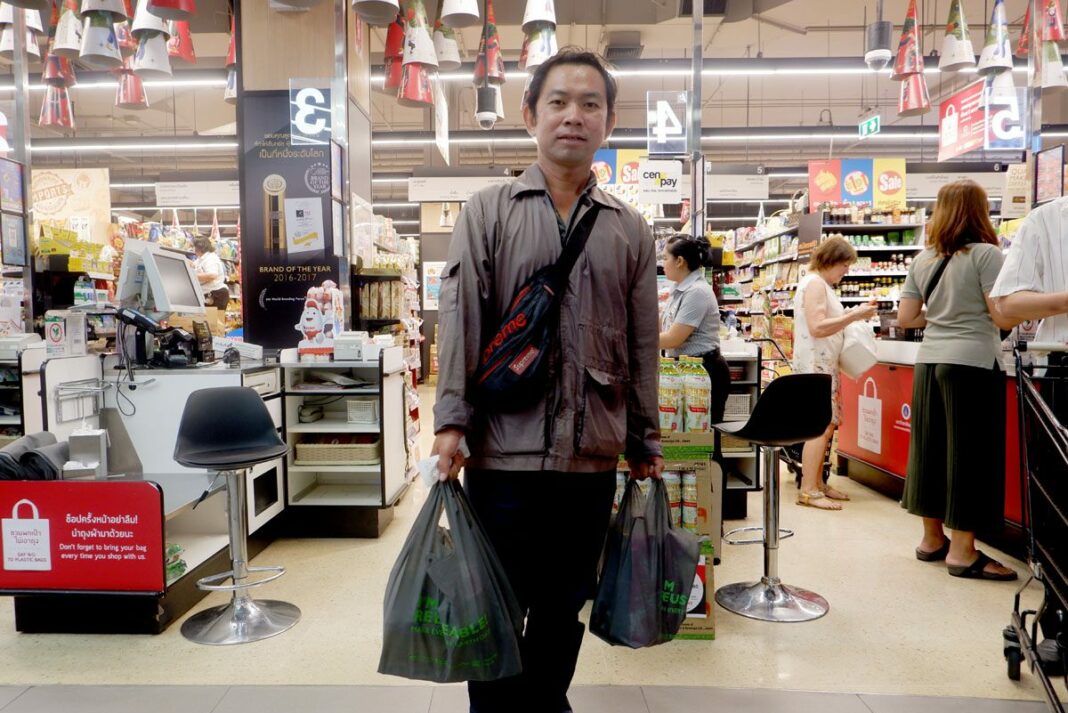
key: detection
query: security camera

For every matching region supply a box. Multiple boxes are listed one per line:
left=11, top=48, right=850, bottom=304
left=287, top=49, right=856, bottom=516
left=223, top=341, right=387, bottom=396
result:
left=475, top=86, right=497, bottom=131
left=865, top=20, right=893, bottom=72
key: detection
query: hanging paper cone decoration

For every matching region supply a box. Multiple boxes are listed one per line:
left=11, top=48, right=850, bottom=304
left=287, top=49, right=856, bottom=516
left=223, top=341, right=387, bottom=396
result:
left=0, top=5, right=46, bottom=34
left=1042, top=39, right=1068, bottom=91
left=493, top=82, right=504, bottom=120
left=147, top=0, right=195, bottom=22
left=982, top=69, right=1016, bottom=106
left=1044, top=0, right=1065, bottom=41
left=352, top=0, right=400, bottom=27
left=223, top=66, right=237, bottom=104
left=80, top=0, right=129, bottom=22
left=1017, top=2, right=1033, bottom=56
left=383, top=10, right=403, bottom=59
left=402, top=0, right=437, bottom=67
left=898, top=73, right=931, bottom=117
left=521, top=0, right=554, bottom=32
left=132, top=30, right=171, bottom=77
left=382, top=56, right=403, bottom=91
left=473, top=0, right=505, bottom=85
left=115, top=61, right=149, bottom=108
left=80, top=10, right=123, bottom=67
left=166, top=19, right=194, bottom=63
left=978, top=0, right=1012, bottom=76
left=891, top=0, right=924, bottom=81
left=523, top=23, right=557, bottom=71
left=210, top=210, right=220, bottom=240
left=42, top=53, right=76, bottom=85
left=224, top=15, right=234, bottom=67
left=131, top=0, right=169, bottom=39
left=397, top=61, right=435, bottom=107
left=39, top=84, right=74, bottom=129
left=0, top=27, right=41, bottom=60
left=432, top=21, right=460, bottom=70
left=115, top=21, right=138, bottom=54
left=440, top=0, right=477, bottom=28
left=52, top=0, right=84, bottom=58
left=938, top=0, right=974, bottom=72
left=3, top=0, right=51, bottom=15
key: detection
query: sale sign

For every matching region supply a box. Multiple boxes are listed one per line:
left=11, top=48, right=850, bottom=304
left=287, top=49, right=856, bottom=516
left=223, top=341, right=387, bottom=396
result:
left=0, top=481, right=165, bottom=594
left=808, top=160, right=842, bottom=210
left=938, top=80, right=986, bottom=162
left=873, top=158, right=907, bottom=210
left=841, top=159, right=874, bottom=204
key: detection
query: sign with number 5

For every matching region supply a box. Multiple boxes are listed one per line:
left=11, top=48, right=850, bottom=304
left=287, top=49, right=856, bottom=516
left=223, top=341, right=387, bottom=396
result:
left=984, top=88, right=1028, bottom=152
left=647, top=91, right=689, bottom=156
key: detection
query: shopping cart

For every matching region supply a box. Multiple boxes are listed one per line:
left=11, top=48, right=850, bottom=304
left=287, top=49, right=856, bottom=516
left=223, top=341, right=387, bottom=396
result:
left=749, top=337, right=830, bottom=488
left=1002, top=342, right=1067, bottom=713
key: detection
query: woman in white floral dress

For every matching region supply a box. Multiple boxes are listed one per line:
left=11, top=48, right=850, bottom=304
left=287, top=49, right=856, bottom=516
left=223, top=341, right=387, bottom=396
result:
left=792, top=237, right=877, bottom=511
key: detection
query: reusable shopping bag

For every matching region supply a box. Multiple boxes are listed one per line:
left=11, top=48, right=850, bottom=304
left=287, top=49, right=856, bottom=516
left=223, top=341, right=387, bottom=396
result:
left=590, top=478, right=700, bottom=648
left=378, top=479, right=523, bottom=683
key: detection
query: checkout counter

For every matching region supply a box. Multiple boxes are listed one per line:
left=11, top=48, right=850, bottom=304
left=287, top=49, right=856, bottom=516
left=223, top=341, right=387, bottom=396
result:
left=836, top=340, right=1024, bottom=533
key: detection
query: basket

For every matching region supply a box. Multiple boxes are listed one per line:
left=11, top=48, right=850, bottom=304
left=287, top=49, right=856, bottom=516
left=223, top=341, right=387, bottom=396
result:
left=723, top=393, right=751, bottom=421
left=294, top=436, right=381, bottom=465
left=347, top=398, right=380, bottom=424
left=721, top=433, right=752, bottom=452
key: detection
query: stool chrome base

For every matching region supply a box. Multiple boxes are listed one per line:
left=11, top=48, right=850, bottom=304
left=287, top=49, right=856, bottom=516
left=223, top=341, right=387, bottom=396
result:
left=181, top=597, right=301, bottom=646
left=715, top=578, right=829, bottom=623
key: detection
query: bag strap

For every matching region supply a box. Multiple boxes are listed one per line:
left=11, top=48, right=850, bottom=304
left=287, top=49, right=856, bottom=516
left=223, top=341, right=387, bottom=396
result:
left=923, top=255, right=952, bottom=304
left=549, top=203, right=602, bottom=291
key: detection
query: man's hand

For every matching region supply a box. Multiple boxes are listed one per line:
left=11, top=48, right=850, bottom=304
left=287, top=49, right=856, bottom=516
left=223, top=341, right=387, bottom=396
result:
left=627, top=455, right=665, bottom=481
left=431, top=428, right=466, bottom=481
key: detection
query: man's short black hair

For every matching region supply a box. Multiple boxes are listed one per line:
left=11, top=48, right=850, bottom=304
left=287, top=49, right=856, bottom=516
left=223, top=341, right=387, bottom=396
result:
left=524, top=48, right=617, bottom=120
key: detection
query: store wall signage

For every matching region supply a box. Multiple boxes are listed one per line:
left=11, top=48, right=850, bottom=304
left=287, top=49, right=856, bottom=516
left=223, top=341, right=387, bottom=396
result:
left=637, top=159, right=683, bottom=204
left=808, top=159, right=841, bottom=209
left=985, top=88, right=1028, bottom=153
left=809, top=159, right=907, bottom=211
left=872, top=158, right=907, bottom=210
left=705, top=173, right=769, bottom=201
left=1000, top=163, right=1032, bottom=218
left=0, top=482, right=165, bottom=594
left=842, top=159, right=875, bottom=204
left=407, top=176, right=514, bottom=203
left=241, top=91, right=345, bottom=348
left=289, top=85, right=333, bottom=146
left=906, top=171, right=1004, bottom=200
left=646, top=91, right=688, bottom=156
left=155, top=181, right=241, bottom=208
left=858, top=114, right=881, bottom=140
left=937, top=80, right=986, bottom=162
left=30, top=168, right=111, bottom=245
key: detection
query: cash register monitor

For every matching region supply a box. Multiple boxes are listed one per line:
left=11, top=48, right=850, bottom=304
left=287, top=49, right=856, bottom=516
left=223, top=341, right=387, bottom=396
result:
left=116, top=239, right=205, bottom=315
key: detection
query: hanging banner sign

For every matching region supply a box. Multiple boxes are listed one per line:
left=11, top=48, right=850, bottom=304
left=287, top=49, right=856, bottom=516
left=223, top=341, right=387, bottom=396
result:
left=873, top=159, right=907, bottom=210
left=638, top=160, right=684, bottom=203
left=592, top=149, right=617, bottom=185
left=0, top=482, right=165, bottom=594
left=841, top=159, right=875, bottom=205
left=986, top=88, right=1028, bottom=152
left=1001, top=164, right=1032, bottom=218
left=807, top=160, right=842, bottom=210
left=705, top=173, right=769, bottom=200
left=938, top=80, right=986, bottom=162
left=289, top=84, right=333, bottom=146
left=907, top=172, right=1005, bottom=200
left=155, top=181, right=241, bottom=208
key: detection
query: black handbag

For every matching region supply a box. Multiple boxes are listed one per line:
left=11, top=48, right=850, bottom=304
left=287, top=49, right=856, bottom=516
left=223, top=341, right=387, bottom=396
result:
left=473, top=204, right=601, bottom=410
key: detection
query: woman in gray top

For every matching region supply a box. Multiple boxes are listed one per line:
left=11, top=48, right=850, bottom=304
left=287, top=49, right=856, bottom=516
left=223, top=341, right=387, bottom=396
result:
left=659, top=235, right=731, bottom=422
left=897, top=180, right=1018, bottom=581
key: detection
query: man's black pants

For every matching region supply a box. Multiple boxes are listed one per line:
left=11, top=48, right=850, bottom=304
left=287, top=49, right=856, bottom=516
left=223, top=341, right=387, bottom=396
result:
left=464, top=468, right=616, bottom=713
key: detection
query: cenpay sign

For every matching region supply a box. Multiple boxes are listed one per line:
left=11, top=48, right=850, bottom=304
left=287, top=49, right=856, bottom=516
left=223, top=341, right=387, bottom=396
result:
left=638, top=160, right=684, bottom=204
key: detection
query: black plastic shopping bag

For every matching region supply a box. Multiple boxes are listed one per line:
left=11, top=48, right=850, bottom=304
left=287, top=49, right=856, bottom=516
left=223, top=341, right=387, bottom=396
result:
left=590, top=478, right=700, bottom=648
left=379, top=479, right=524, bottom=683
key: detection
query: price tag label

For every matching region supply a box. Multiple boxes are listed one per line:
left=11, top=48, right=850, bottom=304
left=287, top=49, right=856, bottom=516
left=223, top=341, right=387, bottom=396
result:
left=647, top=91, right=689, bottom=156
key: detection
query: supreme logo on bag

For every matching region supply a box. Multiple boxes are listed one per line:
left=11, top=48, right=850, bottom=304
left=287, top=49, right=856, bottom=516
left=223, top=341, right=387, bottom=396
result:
left=482, top=313, right=529, bottom=365
left=509, top=345, right=540, bottom=375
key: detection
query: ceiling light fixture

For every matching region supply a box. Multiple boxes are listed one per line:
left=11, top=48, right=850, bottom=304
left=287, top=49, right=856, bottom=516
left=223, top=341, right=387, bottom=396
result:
left=111, top=205, right=241, bottom=211
left=110, top=183, right=156, bottom=189
left=35, top=142, right=238, bottom=153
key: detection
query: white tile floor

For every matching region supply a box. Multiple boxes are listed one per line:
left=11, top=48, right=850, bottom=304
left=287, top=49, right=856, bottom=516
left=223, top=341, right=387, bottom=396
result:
left=0, top=387, right=1061, bottom=710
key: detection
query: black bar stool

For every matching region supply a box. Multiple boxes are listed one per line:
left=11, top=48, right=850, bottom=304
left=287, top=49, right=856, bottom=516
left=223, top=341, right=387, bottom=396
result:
left=713, top=373, right=833, bottom=623
left=174, top=386, right=297, bottom=645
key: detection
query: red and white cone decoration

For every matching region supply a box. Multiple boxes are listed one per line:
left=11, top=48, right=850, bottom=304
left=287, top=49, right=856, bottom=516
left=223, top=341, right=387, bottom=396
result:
left=131, top=0, right=166, bottom=36
left=0, top=6, right=42, bottom=62
left=42, top=50, right=77, bottom=87
left=115, top=55, right=149, bottom=108
left=439, top=0, right=477, bottom=28
left=432, top=19, right=461, bottom=71
left=473, top=0, right=504, bottom=85
left=115, top=20, right=138, bottom=55
left=223, top=14, right=235, bottom=104
left=938, top=0, right=974, bottom=72
left=978, top=0, right=1012, bottom=76
left=80, top=12, right=123, bottom=68
left=0, top=4, right=45, bottom=34
left=2, top=0, right=51, bottom=16
left=1044, top=0, right=1065, bottom=41
left=39, top=85, right=74, bottom=130
left=894, top=0, right=930, bottom=117
left=1018, top=2, right=1033, bottom=56
left=147, top=0, right=195, bottom=22
left=522, top=22, right=557, bottom=71
left=52, top=0, right=83, bottom=59
left=398, top=0, right=437, bottom=108
left=522, top=0, right=554, bottom=32
left=982, top=67, right=1017, bottom=106
left=131, top=0, right=172, bottom=78
left=352, top=0, right=399, bottom=27
left=1041, top=37, right=1068, bottom=92
left=166, top=19, right=194, bottom=64
left=379, top=11, right=404, bottom=93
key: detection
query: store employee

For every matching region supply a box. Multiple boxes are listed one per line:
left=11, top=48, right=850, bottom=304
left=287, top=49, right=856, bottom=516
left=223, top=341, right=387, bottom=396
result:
left=659, top=234, right=731, bottom=422
left=192, top=236, right=230, bottom=310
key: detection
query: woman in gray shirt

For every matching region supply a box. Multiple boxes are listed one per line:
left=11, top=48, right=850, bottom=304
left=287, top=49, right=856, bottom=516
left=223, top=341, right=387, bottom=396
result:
left=659, top=235, right=730, bottom=422
left=897, top=180, right=1018, bottom=581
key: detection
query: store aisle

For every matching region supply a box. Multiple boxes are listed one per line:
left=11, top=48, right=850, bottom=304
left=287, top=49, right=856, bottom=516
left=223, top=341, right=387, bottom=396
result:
left=0, top=387, right=1054, bottom=704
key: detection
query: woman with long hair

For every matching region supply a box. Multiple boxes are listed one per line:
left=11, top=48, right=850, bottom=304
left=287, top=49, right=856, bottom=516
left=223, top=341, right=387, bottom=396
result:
left=898, top=180, right=1018, bottom=580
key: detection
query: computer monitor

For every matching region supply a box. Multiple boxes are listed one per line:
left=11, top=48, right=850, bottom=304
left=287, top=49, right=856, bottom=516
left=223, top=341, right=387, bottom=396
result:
left=116, top=239, right=205, bottom=315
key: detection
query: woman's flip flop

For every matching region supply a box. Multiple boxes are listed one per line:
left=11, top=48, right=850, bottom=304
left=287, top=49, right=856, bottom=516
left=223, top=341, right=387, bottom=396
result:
left=947, top=551, right=1018, bottom=581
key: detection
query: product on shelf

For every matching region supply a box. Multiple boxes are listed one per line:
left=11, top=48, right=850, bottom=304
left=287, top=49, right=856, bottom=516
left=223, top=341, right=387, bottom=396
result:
left=681, top=356, right=712, bottom=433
left=817, top=202, right=923, bottom=225
left=658, top=358, right=684, bottom=432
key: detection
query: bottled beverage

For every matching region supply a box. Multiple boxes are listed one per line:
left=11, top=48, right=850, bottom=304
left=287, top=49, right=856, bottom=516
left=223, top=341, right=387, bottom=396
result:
left=682, top=472, right=699, bottom=533
left=664, top=471, right=683, bottom=528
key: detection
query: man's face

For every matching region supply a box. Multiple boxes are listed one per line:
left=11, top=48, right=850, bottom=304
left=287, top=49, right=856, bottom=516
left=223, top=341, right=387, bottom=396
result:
left=523, top=63, right=616, bottom=171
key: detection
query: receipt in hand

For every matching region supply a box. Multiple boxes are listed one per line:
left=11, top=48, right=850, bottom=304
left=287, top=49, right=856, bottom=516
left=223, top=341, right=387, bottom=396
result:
left=415, top=437, right=471, bottom=488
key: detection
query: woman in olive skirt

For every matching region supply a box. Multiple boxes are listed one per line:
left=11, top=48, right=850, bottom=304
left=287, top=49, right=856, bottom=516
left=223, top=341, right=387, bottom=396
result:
left=897, top=180, right=1019, bottom=581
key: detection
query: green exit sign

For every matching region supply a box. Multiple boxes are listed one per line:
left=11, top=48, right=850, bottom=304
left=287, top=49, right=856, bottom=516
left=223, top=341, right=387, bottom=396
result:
left=859, top=115, right=881, bottom=139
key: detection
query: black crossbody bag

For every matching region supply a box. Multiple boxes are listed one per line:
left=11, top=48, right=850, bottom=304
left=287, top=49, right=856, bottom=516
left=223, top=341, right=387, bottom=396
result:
left=473, top=205, right=601, bottom=410
left=923, top=253, right=1010, bottom=340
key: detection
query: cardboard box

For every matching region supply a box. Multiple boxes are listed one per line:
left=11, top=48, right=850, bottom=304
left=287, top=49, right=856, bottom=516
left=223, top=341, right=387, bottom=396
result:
left=166, top=308, right=224, bottom=337
left=673, top=539, right=716, bottom=640
left=44, top=311, right=87, bottom=358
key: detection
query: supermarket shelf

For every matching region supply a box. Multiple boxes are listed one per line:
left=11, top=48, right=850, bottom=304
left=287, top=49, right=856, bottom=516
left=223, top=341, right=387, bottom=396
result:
left=286, top=418, right=380, bottom=434
left=290, top=482, right=382, bottom=507
left=846, top=271, right=909, bottom=277
left=852, top=245, right=924, bottom=252
left=823, top=223, right=924, bottom=230
left=373, top=242, right=402, bottom=254
left=758, top=254, right=798, bottom=267
left=285, top=387, right=380, bottom=396
left=735, top=225, right=797, bottom=252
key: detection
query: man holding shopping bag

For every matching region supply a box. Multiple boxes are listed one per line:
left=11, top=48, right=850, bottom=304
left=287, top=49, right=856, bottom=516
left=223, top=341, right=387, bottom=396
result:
left=432, top=49, right=663, bottom=713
